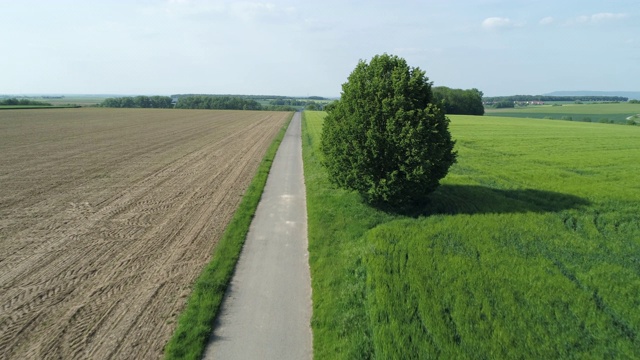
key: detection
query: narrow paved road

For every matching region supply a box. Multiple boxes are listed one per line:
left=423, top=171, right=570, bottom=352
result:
left=203, top=112, right=312, bottom=359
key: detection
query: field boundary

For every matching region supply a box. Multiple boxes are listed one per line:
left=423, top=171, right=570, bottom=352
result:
left=164, top=112, right=294, bottom=360
left=0, top=105, right=81, bottom=110
left=484, top=102, right=640, bottom=124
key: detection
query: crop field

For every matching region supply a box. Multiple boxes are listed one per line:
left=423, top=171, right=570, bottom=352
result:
left=485, top=102, right=640, bottom=123
left=303, top=111, right=640, bottom=358
left=0, top=96, right=108, bottom=108
left=0, top=106, right=80, bottom=110
left=41, top=96, right=109, bottom=106
left=0, top=108, right=290, bottom=359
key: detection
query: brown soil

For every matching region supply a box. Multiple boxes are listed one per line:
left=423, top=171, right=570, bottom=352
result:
left=0, top=108, right=290, bottom=359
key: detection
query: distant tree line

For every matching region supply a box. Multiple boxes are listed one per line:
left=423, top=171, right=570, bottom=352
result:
left=271, top=99, right=300, bottom=106
left=270, top=98, right=308, bottom=106
left=168, top=94, right=330, bottom=111
left=0, top=98, right=52, bottom=106
left=483, top=95, right=629, bottom=103
left=262, top=105, right=297, bottom=111
left=492, top=101, right=515, bottom=108
left=172, top=94, right=327, bottom=101
left=99, top=94, right=327, bottom=111
left=268, top=98, right=326, bottom=110
left=432, top=87, right=484, bottom=115
left=101, top=96, right=173, bottom=108
left=100, top=95, right=303, bottom=111
left=175, top=96, right=262, bottom=110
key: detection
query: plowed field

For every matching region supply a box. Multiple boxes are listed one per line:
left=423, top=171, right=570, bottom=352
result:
left=0, top=108, right=290, bottom=359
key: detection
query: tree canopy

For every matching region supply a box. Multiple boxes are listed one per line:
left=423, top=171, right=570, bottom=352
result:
left=174, top=96, right=261, bottom=110
left=0, top=98, right=52, bottom=106
left=101, top=96, right=173, bottom=108
left=432, top=87, right=484, bottom=115
left=321, top=54, right=457, bottom=207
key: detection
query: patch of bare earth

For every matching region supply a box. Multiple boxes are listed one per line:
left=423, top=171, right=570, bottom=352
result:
left=0, top=108, right=290, bottom=359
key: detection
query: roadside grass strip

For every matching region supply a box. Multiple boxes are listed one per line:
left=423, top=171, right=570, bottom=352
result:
left=303, top=110, right=396, bottom=358
left=164, top=113, right=293, bottom=360
left=303, top=111, right=640, bottom=358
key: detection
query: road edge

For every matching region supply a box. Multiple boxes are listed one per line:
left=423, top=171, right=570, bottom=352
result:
left=163, top=112, right=294, bottom=360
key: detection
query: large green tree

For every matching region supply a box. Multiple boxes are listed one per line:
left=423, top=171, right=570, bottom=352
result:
left=321, top=54, right=457, bottom=206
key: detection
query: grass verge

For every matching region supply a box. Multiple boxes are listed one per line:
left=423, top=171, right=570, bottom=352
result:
left=304, top=111, right=640, bottom=358
left=164, top=112, right=293, bottom=360
left=303, top=110, right=397, bottom=358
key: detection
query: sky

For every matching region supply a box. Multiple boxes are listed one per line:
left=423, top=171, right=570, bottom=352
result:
left=1, top=0, right=639, bottom=97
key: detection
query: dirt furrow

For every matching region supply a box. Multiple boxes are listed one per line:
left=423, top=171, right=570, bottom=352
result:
left=0, top=108, right=290, bottom=359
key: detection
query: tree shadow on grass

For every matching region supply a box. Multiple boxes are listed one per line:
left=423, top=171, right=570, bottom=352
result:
left=376, top=185, right=591, bottom=218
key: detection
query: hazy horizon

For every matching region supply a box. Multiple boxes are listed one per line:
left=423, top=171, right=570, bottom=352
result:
left=2, top=90, right=640, bottom=100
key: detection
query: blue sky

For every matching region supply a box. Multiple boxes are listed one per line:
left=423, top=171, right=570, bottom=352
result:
left=1, top=0, right=638, bottom=97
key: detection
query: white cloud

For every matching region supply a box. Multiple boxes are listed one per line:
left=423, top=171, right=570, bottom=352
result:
left=482, top=17, right=518, bottom=30
left=230, top=2, right=275, bottom=18
left=146, top=0, right=226, bottom=17
left=539, top=16, right=554, bottom=25
left=566, top=12, right=628, bottom=25
left=145, top=1, right=294, bottom=23
left=591, top=12, right=628, bottom=22
left=574, top=15, right=590, bottom=24
left=229, top=2, right=297, bottom=23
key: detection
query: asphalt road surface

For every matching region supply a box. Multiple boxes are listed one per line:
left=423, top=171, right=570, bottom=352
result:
left=203, top=112, right=312, bottom=359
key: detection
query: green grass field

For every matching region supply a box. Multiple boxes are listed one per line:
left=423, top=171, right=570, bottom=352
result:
left=303, top=111, right=640, bottom=358
left=485, top=102, right=640, bottom=124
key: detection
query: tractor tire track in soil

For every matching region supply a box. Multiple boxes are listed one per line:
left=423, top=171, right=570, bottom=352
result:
left=0, top=108, right=290, bottom=359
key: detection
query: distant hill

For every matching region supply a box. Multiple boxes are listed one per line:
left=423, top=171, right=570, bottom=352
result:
left=545, top=91, right=640, bottom=100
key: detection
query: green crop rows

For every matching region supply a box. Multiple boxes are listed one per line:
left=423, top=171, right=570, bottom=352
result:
left=304, top=111, right=640, bottom=358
